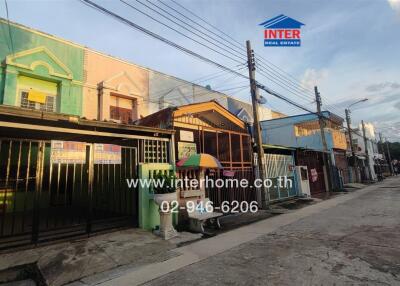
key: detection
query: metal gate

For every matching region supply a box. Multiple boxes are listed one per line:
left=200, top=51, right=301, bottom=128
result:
left=0, top=138, right=138, bottom=250
left=205, top=167, right=256, bottom=208
left=264, top=153, right=298, bottom=202
left=333, top=150, right=350, bottom=185
left=296, top=150, right=326, bottom=195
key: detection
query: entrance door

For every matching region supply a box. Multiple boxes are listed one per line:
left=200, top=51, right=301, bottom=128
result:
left=36, top=142, right=90, bottom=243
left=91, top=146, right=138, bottom=232
left=296, top=151, right=326, bottom=195
left=265, top=153, right=297, bottom=201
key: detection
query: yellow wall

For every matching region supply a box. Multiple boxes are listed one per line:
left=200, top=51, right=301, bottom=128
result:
left=18, top=76, right=57, bottom=95
left=332, top=129, right=347, bottom=150
left=82, top=50, right=149, bottom=120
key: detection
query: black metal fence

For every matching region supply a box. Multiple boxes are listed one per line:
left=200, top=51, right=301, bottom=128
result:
left=0, top=138, right=139, bottom=250
left=205, top=167, right=256, bottom=208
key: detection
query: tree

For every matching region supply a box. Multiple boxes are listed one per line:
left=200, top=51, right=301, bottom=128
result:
left=379, top=141, right=400, bottom=160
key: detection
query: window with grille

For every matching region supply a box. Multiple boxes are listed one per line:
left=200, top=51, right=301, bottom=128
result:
left=20, top=91, right=56, bottom=112
left=110, top=106, right=133, bottom=124
left=109, top=95, right=136, bottom=124
left=143, top=140, right=168, bottom=163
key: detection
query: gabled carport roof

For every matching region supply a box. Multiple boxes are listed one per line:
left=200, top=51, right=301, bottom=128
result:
left=173, top=101, right=246, bottom=129
left=137, top=100, right=247, bottom=131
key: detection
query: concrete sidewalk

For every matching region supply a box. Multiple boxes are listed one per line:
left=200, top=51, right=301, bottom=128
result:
left=86, top=179, right=395, bottom=286
left=0, top=229, right=201, bottom=286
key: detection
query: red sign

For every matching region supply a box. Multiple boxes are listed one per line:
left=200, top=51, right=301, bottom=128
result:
left=310, top=168, right=318, bottom=182
left=264, top=29, right=300, bottom=39
left=223, top=170, right=235, bottom=177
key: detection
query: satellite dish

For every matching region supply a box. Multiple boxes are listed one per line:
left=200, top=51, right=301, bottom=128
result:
left=258, top=96, right=267, bottom=104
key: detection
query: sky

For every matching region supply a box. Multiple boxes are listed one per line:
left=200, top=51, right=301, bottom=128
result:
left=1, top=0, right=400, bottom=141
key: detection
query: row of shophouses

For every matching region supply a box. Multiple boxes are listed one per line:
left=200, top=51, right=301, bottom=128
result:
left=0, top=19, right=388, bottom=249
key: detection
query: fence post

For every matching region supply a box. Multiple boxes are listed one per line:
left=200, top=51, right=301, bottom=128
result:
left=32, top=141, right=45, bottom=244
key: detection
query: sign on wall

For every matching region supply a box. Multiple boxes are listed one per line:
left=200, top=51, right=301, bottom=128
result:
left=178, top=142, right=197, bottom=159
left=179, top=130, right=194, bottom=142
left=94, top=144, right=122, bottom=164
left=51, top=141, right=86, bottom=164
left=51, top=142, right=122, bottom=164
left=310, top=168, right=318, bottom=182
left=28, top=90, right=47, bottom=104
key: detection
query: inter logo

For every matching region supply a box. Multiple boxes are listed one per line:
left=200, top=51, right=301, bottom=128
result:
left=259, top=14, right=305, bottom=47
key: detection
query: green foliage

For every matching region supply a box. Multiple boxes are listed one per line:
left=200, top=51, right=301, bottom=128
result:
left=153, top=172, right=177, bottom=194
left=388, top=142, right=400, bottom=160
left=379, top=142, right=400, bottom=160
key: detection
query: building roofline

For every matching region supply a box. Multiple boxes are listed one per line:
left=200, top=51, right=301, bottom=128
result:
left=0, top=18, right=283, bottom=118
left=260, top=111, right=343, bottom=124
left=0, top=18, right=237, bottom=104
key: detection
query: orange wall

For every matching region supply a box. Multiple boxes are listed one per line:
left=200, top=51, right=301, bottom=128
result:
left=83, top=50, right=149, bottom=120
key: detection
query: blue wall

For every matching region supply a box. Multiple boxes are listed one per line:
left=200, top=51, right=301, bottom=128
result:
left=260, top=111, right=336, bottom=151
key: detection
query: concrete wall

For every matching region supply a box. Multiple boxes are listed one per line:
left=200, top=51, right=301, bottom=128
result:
left=83, top=50, right=149, bottom=120
left=0, top=19, right=84, bottom=115
left=138, top=163, right=176, bottom=230
left=352, top=131, right=378, bottom=180
left=148, top=71, right=195, bottom=114
left=261, top=113, right=320, bottom=148
left=261, top=112, right=345, bottom=151
left=148, top=70, right=231, bottom=114
left=149, top=70, right=276, bottom=123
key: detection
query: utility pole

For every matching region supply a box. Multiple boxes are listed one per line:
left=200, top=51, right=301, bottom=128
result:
left=314, top=86, right=333, bottom=192
left=385, top=137, right=394, bottom=175
left=246, top=40, right=268, bottom=208
left=379, top=132, right=386, bottom=176
left=379, top=133, right=386, bottom=161
left=361, top=120, right=373, bottom=181
left=345, top=109, right=359, bottom=182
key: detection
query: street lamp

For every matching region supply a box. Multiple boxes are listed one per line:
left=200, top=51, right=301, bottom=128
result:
left=347, top=98, right=368, bottom=109
left=345, top=98, right=368, bottom=181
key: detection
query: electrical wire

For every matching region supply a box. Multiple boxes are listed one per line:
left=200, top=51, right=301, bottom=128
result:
left=131, top=0, right=344, bottom=119
left=79, top=0, right=248, bottom=80
left=149, top=64, right=247, bottom=100
left=257, top=67, right=315, bottom=103
left=153, top=0, right=319, bottom=103
left=163, top=0, right=345, bottom=117
left=4, top=0, right=14, bottom=55
left=79, top=0, right=372, bottom=137
left=142, top=0, right=247, bottom=61
left=119, top=0, right=244, bottom=64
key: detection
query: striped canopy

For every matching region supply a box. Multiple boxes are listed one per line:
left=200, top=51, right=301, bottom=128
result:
left=176, top=153, right=223, bottom=169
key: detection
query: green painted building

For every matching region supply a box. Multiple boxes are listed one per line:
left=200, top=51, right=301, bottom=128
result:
left=0, top=19, right=84, bottom=116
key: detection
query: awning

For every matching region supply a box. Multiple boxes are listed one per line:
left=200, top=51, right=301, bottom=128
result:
left=262, top=144, right=295, bottom=151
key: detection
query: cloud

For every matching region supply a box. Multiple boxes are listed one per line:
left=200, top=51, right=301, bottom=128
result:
left=395, top=101, right=400, bottom=110
left=388, top=0, right=400, bottom=16
left=300, top=68, right=329, bottom=89
left=365, top=81, right=400, bottom=92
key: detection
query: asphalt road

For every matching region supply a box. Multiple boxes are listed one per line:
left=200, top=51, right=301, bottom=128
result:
left=145, top=177, right=400, bottom=286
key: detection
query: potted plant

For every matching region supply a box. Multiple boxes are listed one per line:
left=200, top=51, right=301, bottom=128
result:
left=153, top=172, right=177, bottom=205
left=152, top=172, right=178, bottom=240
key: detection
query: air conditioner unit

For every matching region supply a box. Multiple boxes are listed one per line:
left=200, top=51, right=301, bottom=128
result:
left=295, top=166, right=311, bottom=197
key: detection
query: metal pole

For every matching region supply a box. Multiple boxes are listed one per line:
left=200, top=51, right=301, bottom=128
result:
left=379, top=132, right=386, bottom=177
left=315, top=86, right=333, bottom=192
left=345, top=108, right=359, bottom=182
left=361, top=120, right=373, bottom=181
left=385, top=137, right=394, bottom=175
left=379, top=133, right=386, bottom=161
left=246, top=40, right=268, bottom=208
